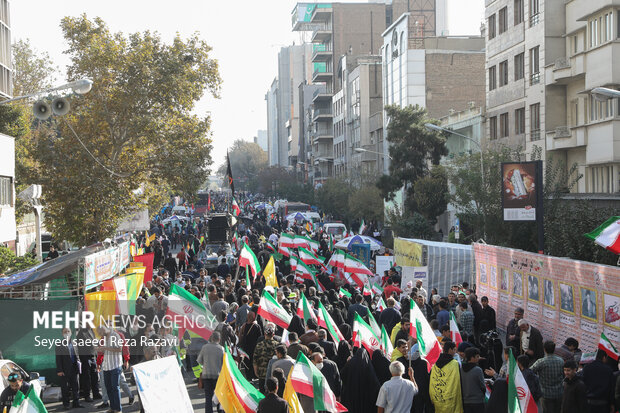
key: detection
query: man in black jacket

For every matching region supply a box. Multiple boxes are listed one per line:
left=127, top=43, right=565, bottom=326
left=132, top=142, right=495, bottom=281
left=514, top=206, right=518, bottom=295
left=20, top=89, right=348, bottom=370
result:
left=347, top=294, right=368, bottom=325
left=479, top=296, right=497, bottom=334
left=257, top=377, right=288, bottom=413
left=56, top=328, right=82, bottom=409
left=312, top=351, right=342, bottom=398
left=379, top=297, right=401, bottom=335
left=518, top=319, right=544, bottom=362
left=317, top=329, right=338, bottom=361
left=506, top=307, right=524, bottom=350
left=581, top=350, right=615, bottom=413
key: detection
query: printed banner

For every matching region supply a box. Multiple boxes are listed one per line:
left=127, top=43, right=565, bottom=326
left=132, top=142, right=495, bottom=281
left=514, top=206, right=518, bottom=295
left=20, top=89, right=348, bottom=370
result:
left=474, top=243, right=620, bottom=352
left=394, top=238, right=423, bottom=267
left=351, top=243, right=371, bottom=268
left=132, top=356, right=193, bottom=413
left=375, top=256, right=394, bottom=277
left=84, top=244, right=131, bottom=286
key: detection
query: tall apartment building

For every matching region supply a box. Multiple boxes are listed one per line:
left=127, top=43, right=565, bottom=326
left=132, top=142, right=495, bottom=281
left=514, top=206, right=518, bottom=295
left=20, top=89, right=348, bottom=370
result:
left=292, top=0, right=445, bottom=184
left=382, top=12, right=486, bottom=173
left=265, top=44, right=314, bottom=168
left=0, top=0, right=14, bottom=251
left=254, top=130, right=268, bottom=153
left=484, top=0, right=566, bottom=161
left=544, top=0, right=620, bottom=193
left=0, top=0, right=10, bottom=99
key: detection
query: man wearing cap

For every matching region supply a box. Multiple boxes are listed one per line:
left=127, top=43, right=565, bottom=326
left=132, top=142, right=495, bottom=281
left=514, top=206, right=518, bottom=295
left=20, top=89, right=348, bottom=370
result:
left=253, top=323, right=279, bottom=394
left=518, top=319, right=544, bottom=361
left=0, top=372, right=31, bottom=409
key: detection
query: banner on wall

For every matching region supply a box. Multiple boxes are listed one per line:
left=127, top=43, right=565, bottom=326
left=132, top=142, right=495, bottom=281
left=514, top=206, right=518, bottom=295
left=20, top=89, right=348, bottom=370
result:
left=401, top=266, right=428, bottom=295
left=394, top=238, right=423, bottom=267
left=376, top=256, right=394, bottom=277
left=473, top=243, right=620, bottom=352
left=84, top=244, right=132, bottom=286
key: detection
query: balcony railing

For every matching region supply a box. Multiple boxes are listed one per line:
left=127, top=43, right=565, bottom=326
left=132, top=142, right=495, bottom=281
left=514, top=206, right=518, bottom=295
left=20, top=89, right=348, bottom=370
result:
left=529, top=13, right=540, bottom=27
left=313, top=108, right=332, bottom=117
left=530, top=130, right=541, bottom=141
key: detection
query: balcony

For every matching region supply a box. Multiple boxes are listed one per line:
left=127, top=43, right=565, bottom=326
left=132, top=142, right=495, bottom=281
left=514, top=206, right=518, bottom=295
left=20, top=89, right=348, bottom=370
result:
left=310, top=4, right=333, bottom=22
left=546, top=125, right=587, bottom=151
left=312, top=107, right=333, bottom=122
left=312, top=45, right=332, bottom=62
left=312, top=68, right=333, bottom=83
left=312, top=28, right=332, bottom=43
left=312, top=88, right=332, bottom=102
left=546, top=54, right=585, bottom=85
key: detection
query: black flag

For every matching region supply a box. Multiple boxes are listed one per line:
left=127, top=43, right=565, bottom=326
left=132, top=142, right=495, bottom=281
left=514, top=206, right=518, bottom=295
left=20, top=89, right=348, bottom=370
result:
left=226, top=151, right=235, bottom=195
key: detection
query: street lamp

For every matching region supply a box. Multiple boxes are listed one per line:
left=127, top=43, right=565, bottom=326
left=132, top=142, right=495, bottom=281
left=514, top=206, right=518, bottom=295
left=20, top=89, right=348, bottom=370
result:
left=591, top=87, right=620, bottom=101
left=354, top=147, right=393, bottom=160
left=425, top=122, right=486, bottom=239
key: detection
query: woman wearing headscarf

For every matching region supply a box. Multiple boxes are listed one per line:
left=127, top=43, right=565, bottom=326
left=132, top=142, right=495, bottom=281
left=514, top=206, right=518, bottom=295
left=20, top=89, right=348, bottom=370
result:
left=371, top=350, right=392, bottom=385
left=340, top=348, right=381, bottom=413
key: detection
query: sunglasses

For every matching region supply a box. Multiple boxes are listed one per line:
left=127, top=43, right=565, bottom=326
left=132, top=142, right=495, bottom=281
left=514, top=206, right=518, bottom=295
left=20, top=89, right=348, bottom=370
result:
left=7, top=372, right=20, bottom=382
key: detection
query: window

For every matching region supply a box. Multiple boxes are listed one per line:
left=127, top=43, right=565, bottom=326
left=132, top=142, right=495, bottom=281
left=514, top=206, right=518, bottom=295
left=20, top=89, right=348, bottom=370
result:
left=589, top=165, right=616, bottom=193
left=499, top=60, right=509, bottom=86
left=514, top=0, right=524, bottom=25
left=488, top=14, right=496, bottom=39
left=514, top=53, right=525, bottom=80
left=570, top=100, right=579, bottom=127
left=0, top=176, right=12, bottom=206
left=489, top=66, right=497, bottom=91
left=515, top=108, right=525, bottom=134
left=530, top=103, right=541, bottom=141
left=500, top=113, right=509, bottom=138
left=489, top=116, right=498, bottom=140
left=572, top=35, right=578, bottom=54
left=530, top=0, right=539, bottom=26
left=499, top=7, right=508, bottom=33
left=530, top=46, right=540, bottom=84
left=589, top=95, right=615, bottom=122
left=590, top=18, right=599, bottom=47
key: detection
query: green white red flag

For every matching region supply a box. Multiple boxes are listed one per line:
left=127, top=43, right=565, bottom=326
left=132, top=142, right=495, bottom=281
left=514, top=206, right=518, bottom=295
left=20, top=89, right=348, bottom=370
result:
left=339, top=287, right=352, bottom=299
left=317, top=301, right=345, bottom=344
left=376, top=297, right=387, bottom=312
left=290, top=352, right=348, bottom=412
left=231, top=197, right=241, bottom=217
left=352, top=312, right=382, bottom=356
left=279, top=233, right=296, bottom=248
left=598, top=332, right=619, bottom=361
left=9, top=385, right=47, bottom=413
left=371, top=283, right=384, bottom=297
left=293, top=235, right=311, bottom=249
left=367, top=308, right=381, bottom=338
left=449, top=311, right=463, bottom=346
left=307, top=238, right=320, bottom=252
left=167, top=284, right=217, bottom=341
left=410, top=300, right=442, bottom=372
left=296, top=292, right=317, bottom=324
left=584, top=216, right=620, bottom=254
left=239, top=243, right=261, bottom=279
left=508, top=349, right=538, bottom=413
left=298, top=246, right=325, bottom=267
left=380, top=324, right=394, bottom=358
left=215, top=347, right=265, bottom=412
left=344, top=253, right=373, bottom=276
left=327, top=249, right=345, bottom=269
left=258, top=290, right=292, bottom=329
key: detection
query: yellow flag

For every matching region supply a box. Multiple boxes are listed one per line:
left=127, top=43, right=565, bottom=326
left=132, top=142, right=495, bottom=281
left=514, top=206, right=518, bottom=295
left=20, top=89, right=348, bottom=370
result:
left=283, top=369, right=304, bottom=413
left=84, top=290, right=117, bottom=338
left=263, top=256, right=278, bottom=288
left=215, top=353, right=244, bottom=413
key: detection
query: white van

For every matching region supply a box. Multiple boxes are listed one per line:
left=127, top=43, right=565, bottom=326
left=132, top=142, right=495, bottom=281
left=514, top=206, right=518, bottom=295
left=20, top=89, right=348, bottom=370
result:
left=323, top=223, right=347, bottom=240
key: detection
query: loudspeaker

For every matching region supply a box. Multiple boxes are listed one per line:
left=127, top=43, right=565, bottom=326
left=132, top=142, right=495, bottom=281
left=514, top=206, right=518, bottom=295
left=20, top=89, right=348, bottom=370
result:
left=33, top=101, right=52, bottom=120
left=51, top=97, right=70, bottom=116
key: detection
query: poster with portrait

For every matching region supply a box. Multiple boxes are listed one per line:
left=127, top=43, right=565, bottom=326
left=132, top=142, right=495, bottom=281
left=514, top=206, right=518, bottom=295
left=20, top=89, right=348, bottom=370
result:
left=527, top=274, right=540, bottom=302
left=479, top=262, right=487, bottom=284
left=512, top=271, right=523, bottom=298
left=560, top=282, right=575, bottom=314
left=500, top=268, right=509, bottom=292
left=603, top=293, right=620, bottom=330
left=580, top=288, right=598, bottom=322
left=490, top=265, right=497, bottom=289
left=543, top=278, right=555, bottom=308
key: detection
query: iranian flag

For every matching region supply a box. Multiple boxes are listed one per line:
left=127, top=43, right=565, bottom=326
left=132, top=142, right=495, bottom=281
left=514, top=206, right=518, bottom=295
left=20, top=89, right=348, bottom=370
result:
left=293, top=235, right=311, bottom=249
left=296, top=292, right=318, bottom=324
left=167, top=284, right=217, bottom=341
left=380, top=324, right=394, bottom=358
left=258, top=291, right=292, bottom=329
left=9, top=385, right=47, bottom=413
left=317, top=301, right=345, bottom=344
left=289, top=255, right=299, bottom=273
left=367, top=308, right=382, bottom=338
left=308, top=238, right=320, bottom=252
left=508, top=349, right=538, bottom=413
left=598, top=332, right=619, bottom=360
left=290, top=352, right=348, bottom=412
left=294, top=258, right=316, bottom=280
left=339, top=288, right=352, bottom=298
left=411, top=300, right=442, bottom=372
left=278, top=245, right=292, bottom=258
left=231, top=197, right=241, bottom=217
left=265, top=242, right=277, bottom=253
left=327, top=249, right=345, bottom=269
left=449, top=311, right=463, bottom=346
left=309, top=271, right=326, bottom=293
left=298, top=247, right=325, bottom=267
left=345, top=271, right=368, bottom=289
left=352, top=313, right=382, bottom=356
left=376, top=297, right=387, bottom=312
left=344, top=254, right=373, bottom=276
left=239, top=243, right=261, bottom=279
left=215, top=347, right=265, bottom=412
left=358, top=219, right=366, bottom=235
left=584, top=216, right=620, bottom=254
left=328, top=234, right=334, bottom=251
left=371, top=283, right=384, bottom=297
left=279, top=233, right=296, bottom=248
left=362, top=281, right=372, bottom=296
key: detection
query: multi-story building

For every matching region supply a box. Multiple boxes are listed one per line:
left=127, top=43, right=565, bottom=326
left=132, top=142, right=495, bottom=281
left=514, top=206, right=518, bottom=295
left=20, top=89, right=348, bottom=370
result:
left=0, top=0, right=10, bottom=99
left=484, top=0, right=565, bottom=161
left=298, top=82, right=323, bottom=183
left=253, top=130, right=268, bottom=153
left=265, top=44, right=314, bottom=168
left=382, top=12, right=486, bottom=173
left=0, top=0, right=14, bottom=252
left=292, top=0, right=445, bottom=183
left=543, top=0, right=620, bottom=193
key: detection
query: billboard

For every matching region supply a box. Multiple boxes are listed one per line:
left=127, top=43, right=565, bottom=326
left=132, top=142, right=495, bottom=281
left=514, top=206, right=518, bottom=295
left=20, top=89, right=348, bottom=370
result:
left=501, top=161, right=542, bottom=221
left=474, top=243, right=620, bottom=353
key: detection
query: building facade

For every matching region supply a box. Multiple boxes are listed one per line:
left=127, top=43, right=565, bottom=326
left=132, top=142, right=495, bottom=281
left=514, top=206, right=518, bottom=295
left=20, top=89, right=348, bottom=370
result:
left=254, top=130, right=268, bottom=153
left=0, top=0, right=10, bottom=99
left=0, top=1, right=14, bottom=252
left=382, top=12, right=486, bottom=173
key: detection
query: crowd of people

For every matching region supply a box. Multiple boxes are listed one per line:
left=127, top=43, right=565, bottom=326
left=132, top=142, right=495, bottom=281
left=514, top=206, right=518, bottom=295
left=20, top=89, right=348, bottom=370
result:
left=2, top=193, right=619, bottom=413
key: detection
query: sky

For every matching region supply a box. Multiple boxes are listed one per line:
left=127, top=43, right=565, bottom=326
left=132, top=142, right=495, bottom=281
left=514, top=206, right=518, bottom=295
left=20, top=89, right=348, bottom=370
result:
left=11, top=0, right=484, bottom=171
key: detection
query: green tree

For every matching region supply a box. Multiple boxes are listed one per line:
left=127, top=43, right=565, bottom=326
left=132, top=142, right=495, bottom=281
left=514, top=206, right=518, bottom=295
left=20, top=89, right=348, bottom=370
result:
left=385, top=206, right=434, bottom=240
left=12, top=39, right=58, bottom=97
left=413, top=164, right=449, bottom=223
left=0, top=246, right=38, bottom=275
left=377, top=105, right=448, bottom=202
left=27, top=15, right=221, bottom=245
left=348, top=185, right=383, bottom=223
left=316, top=178, right=353, bottom=222
left=218, top=139, right=268, bottom=192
